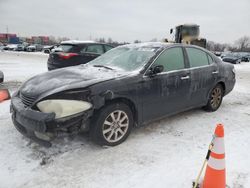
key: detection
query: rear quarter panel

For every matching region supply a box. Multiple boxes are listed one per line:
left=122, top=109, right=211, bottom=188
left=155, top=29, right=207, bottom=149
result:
left=217, top=61, right=236, bottom=95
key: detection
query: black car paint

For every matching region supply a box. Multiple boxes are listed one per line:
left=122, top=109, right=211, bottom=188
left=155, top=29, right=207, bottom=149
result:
left=11, top=43, right=236, bottom=146
left=47, top=42, right=114, bottom=70
left=0, top=70, right=3, bottom=83
left=240, top=55, right=250, bottom=62
left=222, top=56, right=241, bottom=64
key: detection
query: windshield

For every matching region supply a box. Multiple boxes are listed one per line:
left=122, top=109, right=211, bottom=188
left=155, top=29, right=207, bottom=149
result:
left=88, top=46, right=158, bottom=71
left=181, top=26, right=199, bottom=37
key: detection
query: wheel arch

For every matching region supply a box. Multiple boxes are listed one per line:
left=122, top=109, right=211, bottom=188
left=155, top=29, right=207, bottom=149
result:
left=206, top=81, right=226, bottom=101
left=104, top=97, right=138, bottom=126
left=217, top=81, right=226, bottom=95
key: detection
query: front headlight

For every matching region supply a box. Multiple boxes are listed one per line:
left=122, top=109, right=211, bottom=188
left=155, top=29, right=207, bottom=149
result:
left=37, top=99, right=92, bottom=119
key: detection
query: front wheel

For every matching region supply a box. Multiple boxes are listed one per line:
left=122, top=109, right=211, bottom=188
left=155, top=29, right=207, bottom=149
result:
left=204, top=84, right=224, bottom=112
left=90, top=103, right=133, bottom=146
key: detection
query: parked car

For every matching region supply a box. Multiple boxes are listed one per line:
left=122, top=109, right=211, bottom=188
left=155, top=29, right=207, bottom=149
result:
left=222, top=54, right=241, bottom=64
left=47, top=40, right=114, bottom=70
left=237, top=52, right=250, bottom=62
left=14, top=44, right=25, bottom=51
left=213, top=51, right=222, bottom=57
left=21, top=43, right=30, bottom=51
left=242, top=55, right=250, bottom=62
left=27, top=44, right=43, bottom=52
left=4, top=44, right=18, bottom=51
left=15, top=44, right=23, bottom=51
left=43, top=45, right=59, bottom=54
left=10, top=42, right=236, bottom=147
left=0, top=70, right=3, bottom=83
left=221, top=52, right=231, bottom=59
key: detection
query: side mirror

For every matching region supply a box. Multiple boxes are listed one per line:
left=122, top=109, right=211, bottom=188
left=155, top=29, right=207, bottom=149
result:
left=147, top=65, right=164, bottom=76
left=170, top=28, right=173, bottom=34
left=153, top=65, right=164, bottom=74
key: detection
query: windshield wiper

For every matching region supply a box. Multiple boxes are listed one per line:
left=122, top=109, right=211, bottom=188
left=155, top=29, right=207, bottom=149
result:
left=93, top=65, right=114, bottom=70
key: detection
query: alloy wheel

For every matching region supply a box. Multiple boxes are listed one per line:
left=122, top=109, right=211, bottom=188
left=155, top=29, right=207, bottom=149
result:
left=102, top=110, right=129, bottom=143
left=210, top=87, right=222, bottom=109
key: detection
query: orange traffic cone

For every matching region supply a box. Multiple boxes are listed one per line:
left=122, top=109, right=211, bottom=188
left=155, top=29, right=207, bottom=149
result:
left=0, top=89, right=11, bottom=102
left=202, top=124, right=226, bottom=188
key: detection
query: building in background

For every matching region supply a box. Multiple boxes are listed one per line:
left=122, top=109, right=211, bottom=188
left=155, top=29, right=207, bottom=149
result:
left=0, top=33, right=19, bottom=44
left=31, top=36, right=50, bottom=45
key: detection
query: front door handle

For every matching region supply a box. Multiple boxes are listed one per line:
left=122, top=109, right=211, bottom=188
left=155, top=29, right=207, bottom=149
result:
left=180, top=75, right=190, bottom=80
left=212, top=71, right=219, bottom=74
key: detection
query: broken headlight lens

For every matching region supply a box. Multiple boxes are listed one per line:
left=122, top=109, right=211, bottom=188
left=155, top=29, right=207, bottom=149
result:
left=37, top=99, right=92, bottom=119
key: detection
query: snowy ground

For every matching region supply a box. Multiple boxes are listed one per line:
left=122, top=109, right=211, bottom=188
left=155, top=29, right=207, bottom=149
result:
left=0, top=51, right=250, bottom=188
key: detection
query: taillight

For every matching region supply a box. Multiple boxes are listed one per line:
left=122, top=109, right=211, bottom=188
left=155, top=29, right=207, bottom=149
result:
left=59, top=53, right=78, bottom=60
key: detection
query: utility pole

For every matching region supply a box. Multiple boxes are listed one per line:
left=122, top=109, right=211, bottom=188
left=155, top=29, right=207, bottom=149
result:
left=6, top=25, right=9, bottom=43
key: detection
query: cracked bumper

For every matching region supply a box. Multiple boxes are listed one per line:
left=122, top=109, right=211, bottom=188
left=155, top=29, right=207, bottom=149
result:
left=10, top=96, right=92, bottom=147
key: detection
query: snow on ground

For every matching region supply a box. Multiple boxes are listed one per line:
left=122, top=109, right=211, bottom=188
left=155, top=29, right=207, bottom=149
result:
left=0, top=51, right=48, bottom=82
left=0, top=51, right=250, bottom=188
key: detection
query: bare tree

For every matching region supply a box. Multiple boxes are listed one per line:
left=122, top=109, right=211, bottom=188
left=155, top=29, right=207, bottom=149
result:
left=96, top=37, right=106, bottom=43
left=134, top=40, right=141, bottom=43
left=107, top=37, right=113, bottom=44
left=207, top=41, right=216, bottom=51
left=207, top=41, right=229, bottom=52
left=235, top=36, right=250, bottom=51
left=56, top=37, right=70, bottom=43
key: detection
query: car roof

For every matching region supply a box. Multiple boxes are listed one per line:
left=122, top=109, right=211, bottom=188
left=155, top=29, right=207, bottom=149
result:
left=60, top=40, right=97, bottom=45
left=120, top=42, right=173, bottom=49
left=60, top=40, right=114, bottom=46
left=120, top=42, right=208, bottom=51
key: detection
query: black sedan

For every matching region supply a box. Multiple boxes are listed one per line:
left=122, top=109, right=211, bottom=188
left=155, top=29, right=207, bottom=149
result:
left=47, top=40, right=114, bottom=70
left=238, top=53, right=250, bottom=62
left=10, top=42, right=236, bottom=147
left=222, top=54, right=241, bottom=64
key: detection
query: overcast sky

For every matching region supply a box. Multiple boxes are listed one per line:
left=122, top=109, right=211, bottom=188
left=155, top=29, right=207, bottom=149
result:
left=0, top=0, right=249, bottom=43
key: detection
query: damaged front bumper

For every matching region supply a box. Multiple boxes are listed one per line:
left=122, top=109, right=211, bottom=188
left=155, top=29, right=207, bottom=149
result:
left=10, top=96, right=93, bottom=147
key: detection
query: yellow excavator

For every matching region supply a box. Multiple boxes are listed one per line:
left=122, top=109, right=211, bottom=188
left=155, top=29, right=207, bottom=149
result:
left=168, top=24, right=207, bottom=48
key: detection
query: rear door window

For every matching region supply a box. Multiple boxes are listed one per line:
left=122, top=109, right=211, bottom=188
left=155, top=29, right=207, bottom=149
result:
left=104, top=45, right=113, bottom=52
left=153, top=47, right=185, bottom=72
left=186, top=47, right=209, bottom=68
left=85, top=44, right=104, bottom=54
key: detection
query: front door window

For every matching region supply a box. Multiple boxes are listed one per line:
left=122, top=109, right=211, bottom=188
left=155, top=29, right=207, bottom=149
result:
left=153, top=47, right=185, bottom=72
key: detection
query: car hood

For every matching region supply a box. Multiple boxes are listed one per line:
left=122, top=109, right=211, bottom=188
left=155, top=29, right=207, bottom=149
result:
left=20, top=65, right=129, bottom=100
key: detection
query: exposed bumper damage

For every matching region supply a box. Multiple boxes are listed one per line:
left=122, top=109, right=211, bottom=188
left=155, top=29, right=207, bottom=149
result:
left=11, top=96, right=93, bottom=147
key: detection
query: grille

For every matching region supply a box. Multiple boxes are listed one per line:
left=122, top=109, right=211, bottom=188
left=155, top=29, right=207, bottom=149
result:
left=20, top=92, right=37, bottom=107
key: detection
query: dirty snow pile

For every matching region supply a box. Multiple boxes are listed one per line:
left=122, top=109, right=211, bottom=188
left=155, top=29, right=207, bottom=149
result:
left=0, top=51, right=250, bottom=188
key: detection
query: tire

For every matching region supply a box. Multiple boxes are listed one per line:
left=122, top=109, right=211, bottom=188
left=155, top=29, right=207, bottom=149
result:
left=204, top=84, right=224, bottom=112
left=90, top=102, right=134, bottom=146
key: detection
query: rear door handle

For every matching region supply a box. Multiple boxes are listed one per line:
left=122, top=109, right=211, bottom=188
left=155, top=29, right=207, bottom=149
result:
left=212, top=71, right=219, bottom=74
left=180, top=75, right=190, bottom=80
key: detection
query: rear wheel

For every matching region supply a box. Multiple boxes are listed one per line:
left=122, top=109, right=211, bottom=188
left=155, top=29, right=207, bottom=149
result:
left=204, top=84, right=224, bottom=112
left=90, top=103, right=133, bottom=146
